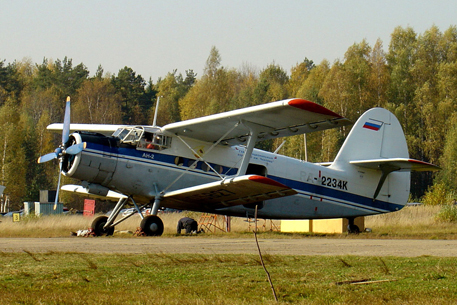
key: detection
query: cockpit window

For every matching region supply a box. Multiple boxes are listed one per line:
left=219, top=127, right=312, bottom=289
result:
left=113, top=127, right=171, bottom=150
left=113, top=127, right=144, bottom=145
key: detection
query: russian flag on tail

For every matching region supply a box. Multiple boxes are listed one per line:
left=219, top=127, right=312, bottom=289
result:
left=363, top=120, right=382, bottom=131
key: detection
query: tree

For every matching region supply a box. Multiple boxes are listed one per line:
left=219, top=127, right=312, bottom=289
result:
left=342, top=40, right=373, bottom=116
left=320, top=61, right=349, bottom=117
left=180, top=46, right=241, bottom=119
left=289, top=60, right=331, bottom=162
left=412, top=26, right=444, bottom=164
left=0, top=100, right=27, bottom=208
left=33, top=57, right=89, bottom=99
left=73, top=78, right=122, bottom=124
left=386, top=27, right=418, bottom=148
left=288, top=58, right=315, bottom=97
left=437, top=114, right=457, bottom=192
left=111, top=67, right=153, bottom=124
left=153, top=70, right=194, bottom=125
left=251, top=63, right=289, bottom=107
left=0, top=60, right=23, bottom=105
left=369, top=39, right=390, bottom=107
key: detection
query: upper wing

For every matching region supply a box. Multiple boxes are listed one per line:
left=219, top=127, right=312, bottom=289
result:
left=350, top=158, right=440, bottom=172
left=162, top=98, right=351, bottom=145
left=47, top=123, right=128, bottom=136
left=161, top=175, right=297, bottom=211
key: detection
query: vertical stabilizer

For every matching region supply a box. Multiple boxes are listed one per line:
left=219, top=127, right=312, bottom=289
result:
left=332, top=108, right=409, bottom=166
left=331, top=108, right=410, bottom=207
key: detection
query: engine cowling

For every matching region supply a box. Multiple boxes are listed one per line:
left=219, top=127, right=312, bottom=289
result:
left=63, top=132, right=118, bottom=186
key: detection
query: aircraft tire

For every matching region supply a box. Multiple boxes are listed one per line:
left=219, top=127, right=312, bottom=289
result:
left=140, top=215, right=164, bottom=236
left=91, top=216, right=115, bottom=236
left=347, top=224, right=360, bottom=234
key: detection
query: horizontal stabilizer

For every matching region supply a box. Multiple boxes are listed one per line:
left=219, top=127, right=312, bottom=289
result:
left=162, top=175, right=297, bottom=210
left=350, top=158, right=440, bottom=172
left=61, top=184, right=128, bottom=200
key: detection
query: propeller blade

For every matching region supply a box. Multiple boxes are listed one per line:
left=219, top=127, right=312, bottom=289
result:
left=65, top=142, right=86, bottom=155
left=54, top=161, right=63, bottom=210
left=37, top=152, right=58, bottom=164
left=62, top=96, right=71, bottom=145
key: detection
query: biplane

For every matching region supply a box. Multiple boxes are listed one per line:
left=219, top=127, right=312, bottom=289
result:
left=38, top=97, right=438, bottom=235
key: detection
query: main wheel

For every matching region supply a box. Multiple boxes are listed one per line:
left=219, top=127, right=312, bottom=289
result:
left=91, top=216, right=115, bottom=236
left=347, top=224, right=360, bottom=234
left=140, top=215, right=164, bottom=236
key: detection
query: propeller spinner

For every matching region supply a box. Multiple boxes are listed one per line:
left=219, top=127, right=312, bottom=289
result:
left=37, top=96, right=86, bottom=209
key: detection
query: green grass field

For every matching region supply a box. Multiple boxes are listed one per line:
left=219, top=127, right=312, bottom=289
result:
left=1, top=252, right=456, bottom=304
left=1, top=205, right=457, bottom=304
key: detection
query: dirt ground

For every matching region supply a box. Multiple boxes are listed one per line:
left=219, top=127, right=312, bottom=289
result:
left=2, top=237, right=457, bottom=257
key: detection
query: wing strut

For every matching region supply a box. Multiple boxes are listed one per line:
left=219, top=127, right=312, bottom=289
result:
left=236, top=120, right=263, bottom=176
left=162, top=121, right=241, bottom=193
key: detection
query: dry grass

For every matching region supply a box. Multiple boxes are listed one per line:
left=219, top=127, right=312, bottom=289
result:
left=365, top=205, right=457, bottom=238
left=366, top=205, right=440, bottom=227
left=1, top=205, right=457, bottom=238
left=0, top=211, right=275, bottom=237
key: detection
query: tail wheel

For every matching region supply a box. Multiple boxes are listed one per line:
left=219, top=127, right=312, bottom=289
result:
left=140, top=215, right=164, bottom=236
left=91, top=216, right=115, bottom=236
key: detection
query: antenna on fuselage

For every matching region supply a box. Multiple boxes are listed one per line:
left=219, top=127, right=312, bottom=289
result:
left=273, top=141, right=286, bottom=154
left=152, top=96, right=161, bottom=127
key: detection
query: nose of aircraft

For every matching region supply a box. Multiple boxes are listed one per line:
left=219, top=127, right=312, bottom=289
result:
left=36, top=96, right=86, bottom=209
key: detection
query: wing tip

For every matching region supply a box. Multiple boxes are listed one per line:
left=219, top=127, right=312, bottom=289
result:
left=408, top=159, right=441, bottom=171
left=288, top=99, right=343, bottom=118
left=248, top=175, right=290, bottom=188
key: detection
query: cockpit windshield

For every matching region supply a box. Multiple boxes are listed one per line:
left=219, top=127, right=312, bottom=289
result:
left=113, top=127, right=171, bottom=150
left=113, top=127, right=144, bottom=144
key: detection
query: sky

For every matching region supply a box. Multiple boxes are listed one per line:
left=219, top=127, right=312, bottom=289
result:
left=1, top=0, right=457, bottom=82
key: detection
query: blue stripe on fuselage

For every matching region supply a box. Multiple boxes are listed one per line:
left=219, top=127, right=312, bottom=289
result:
left=270, top=175, right=402, bottom=213
left=84, top=142, right=402, bottom=213
left=85, top=142, right=238, bottom=177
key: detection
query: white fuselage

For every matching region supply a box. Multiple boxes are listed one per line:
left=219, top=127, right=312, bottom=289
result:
left=66, top=132, right=405, bottom=219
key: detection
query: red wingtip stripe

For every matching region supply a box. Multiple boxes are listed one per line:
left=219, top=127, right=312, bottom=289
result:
left=248, top=175, right=290, bottom=188
left=288, top=99, right=343, bottom=118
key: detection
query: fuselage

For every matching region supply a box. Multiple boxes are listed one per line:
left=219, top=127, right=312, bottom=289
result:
left=64, top=130, right=405, bottom=219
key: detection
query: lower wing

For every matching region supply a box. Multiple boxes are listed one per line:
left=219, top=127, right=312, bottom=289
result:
left=162, top=175, right=297, bottom=210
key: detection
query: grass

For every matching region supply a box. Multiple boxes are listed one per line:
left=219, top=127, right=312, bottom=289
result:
left=1, top=205, right=457, bottom=239
left=0, top=252, right=456, bottom=304
left=2, top=206, right=457, bottom=304
left=364, top=205, right=457, bottom=239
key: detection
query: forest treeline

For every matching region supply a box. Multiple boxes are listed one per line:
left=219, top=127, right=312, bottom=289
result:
left=1, top=25, right=457, bottom=209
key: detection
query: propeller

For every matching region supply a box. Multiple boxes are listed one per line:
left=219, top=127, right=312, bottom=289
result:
left=37, top=96, right=86, bottom=210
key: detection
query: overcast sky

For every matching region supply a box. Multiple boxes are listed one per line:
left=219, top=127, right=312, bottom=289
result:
left=2, top=1, right=457, bottom=82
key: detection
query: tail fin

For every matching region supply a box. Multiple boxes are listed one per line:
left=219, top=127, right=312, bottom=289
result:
left=333, top=108, right=408, bottom=164
left=331, top=108, right=438, bottom=207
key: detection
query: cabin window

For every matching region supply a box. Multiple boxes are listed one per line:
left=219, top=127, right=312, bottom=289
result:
left=141, top=133, right=170, bottom=150
left=175, top=157, right=184, bottom=166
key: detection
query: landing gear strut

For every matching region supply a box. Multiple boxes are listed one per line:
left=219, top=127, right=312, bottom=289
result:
left=347, top=218, right=360, bottom=234
left=89, top=194, right=166, bottom=237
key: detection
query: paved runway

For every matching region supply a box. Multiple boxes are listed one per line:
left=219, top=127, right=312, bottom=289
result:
left=2, top=237, right=457, bottom=257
